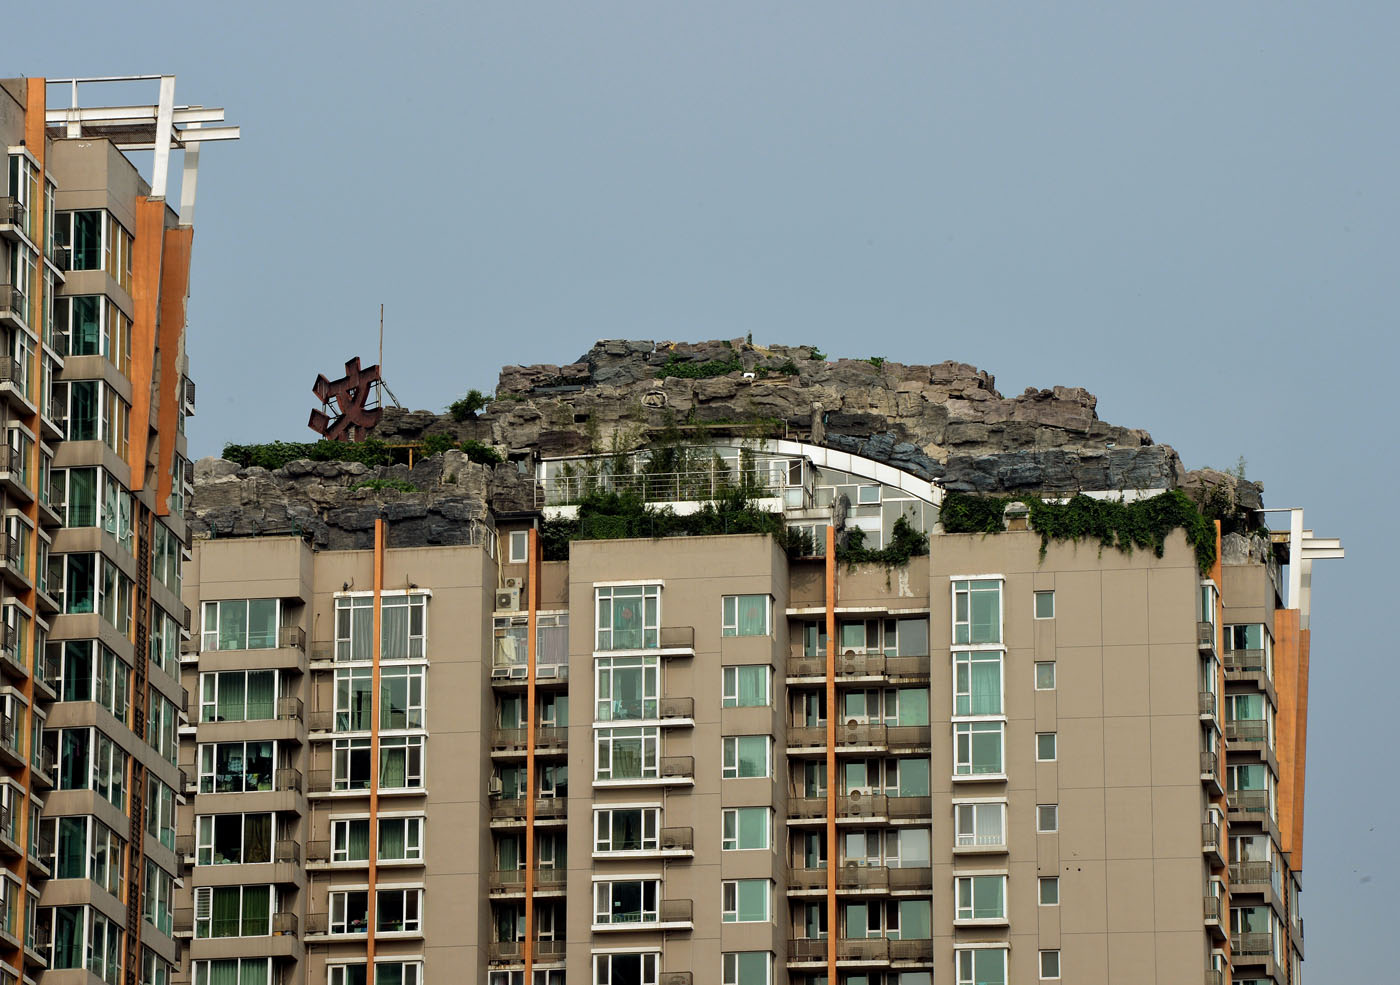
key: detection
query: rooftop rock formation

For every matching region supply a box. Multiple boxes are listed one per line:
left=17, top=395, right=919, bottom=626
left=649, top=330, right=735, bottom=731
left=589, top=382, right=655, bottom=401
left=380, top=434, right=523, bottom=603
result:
left=191, top=339, right=1262, bottom=547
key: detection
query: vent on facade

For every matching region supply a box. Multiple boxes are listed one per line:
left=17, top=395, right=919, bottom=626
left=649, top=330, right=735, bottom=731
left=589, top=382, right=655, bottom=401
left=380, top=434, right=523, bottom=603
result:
left=503, top=576, right=523, bottom=590
left=495, top=588, right=520, bottom=611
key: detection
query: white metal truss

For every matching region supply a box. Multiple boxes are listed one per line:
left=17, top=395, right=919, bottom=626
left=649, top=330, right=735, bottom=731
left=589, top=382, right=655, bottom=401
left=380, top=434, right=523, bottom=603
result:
left=43, top=75, right=240, bottom=223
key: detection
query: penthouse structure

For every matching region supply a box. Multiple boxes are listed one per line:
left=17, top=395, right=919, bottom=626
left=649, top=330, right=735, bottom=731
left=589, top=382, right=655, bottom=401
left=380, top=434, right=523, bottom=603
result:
left=0, top=74, right=236, bottom=985
left=176, top=414, right=1339, bottom=985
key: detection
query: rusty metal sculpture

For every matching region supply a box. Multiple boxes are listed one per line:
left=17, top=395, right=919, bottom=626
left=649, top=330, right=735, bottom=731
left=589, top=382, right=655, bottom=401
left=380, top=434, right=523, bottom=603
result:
left=309, top=357, right=383, bottom=441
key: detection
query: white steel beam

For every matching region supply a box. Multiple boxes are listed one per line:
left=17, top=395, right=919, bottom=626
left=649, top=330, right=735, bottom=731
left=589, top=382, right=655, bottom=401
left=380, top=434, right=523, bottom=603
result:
left=150, top=75, right=177, bottom=199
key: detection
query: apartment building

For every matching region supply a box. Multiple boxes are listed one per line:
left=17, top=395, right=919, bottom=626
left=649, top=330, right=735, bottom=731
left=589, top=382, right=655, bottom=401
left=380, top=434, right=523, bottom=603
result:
left=0, top=75, right=235, bottom=985
left=175, top=437, right=1338, bottom=985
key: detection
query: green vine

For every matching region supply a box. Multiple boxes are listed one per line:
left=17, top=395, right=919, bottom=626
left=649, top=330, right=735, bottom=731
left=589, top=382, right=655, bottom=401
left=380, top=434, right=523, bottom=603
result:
left=835, top=515, right=929, bottom=567
left=222, top=439, right=399, bottom=470
left=654, top=354, right=744, bottom=379
left=940, top=490, right=1218, bottom=574
left=540, top=489, right=786, bottom=561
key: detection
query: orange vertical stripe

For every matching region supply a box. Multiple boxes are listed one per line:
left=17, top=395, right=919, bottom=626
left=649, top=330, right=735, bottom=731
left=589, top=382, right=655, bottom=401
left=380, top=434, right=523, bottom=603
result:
left=1273, top=608, right=1301, bottom=865
left=126, top=198, right=166, bottom=487
left=824, top=525, right=837, bottom=983
left=367, top=519, right=385, bottom=968
left=524, top=528, right=540, bottom=981
left=154, top=229, right=193, bottom=513
left=1292, top=627, right=1310, bottom=869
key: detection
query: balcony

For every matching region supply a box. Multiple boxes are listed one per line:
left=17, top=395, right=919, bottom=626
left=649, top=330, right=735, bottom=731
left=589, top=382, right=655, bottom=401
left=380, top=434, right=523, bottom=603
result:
left=490, top=727, right=569, bottom=757
left=787, top=939, right=829, bottom=965
left=486, top=941, right=568, bottom=964
left=0, top=805, right=20, bottom=856
left=786, top=794, right=933, bottom=823
left=488, top=867, right=567, bottom=897
left=1227, top=789, right=1269, bottom=815
left=1205, top=972, right=1223, bottom=985
left=0, top=198, right=25, bottom=240
left=889, top=939, right=934, bottom=964
left=592, top=898, right=693, bottom=932
left=659, top=696, right=694, bottom=723
left=0, top=626, right=27, bottom=680
left=275, top=768, right=304, bottom=793
left=660, top=826, right=693, bottom=853
left=277, top=697, right=304, bottom=723
left=1203, top=895, right=1224, bottom=940
left=1197, top=621, right=1216, bottom=652
left=271, top=912, right=298, bottom=936
left=1229, top=860, right=1275, bottom=890
left=1199, top=751, right=1221, bottom=794
left=1231, top=932, right=1274, bottom=957
left=1202, top=821, right=1223, bottom=866
left=789, top=650, right=933, bottom=683
left=1199, top=691, right=1217, bottom=719
left=0, top=287, right=25, bottom=331
left=31, top=743, right=56, bottom=789
left=838, top=938, right=891, bottom=965
left=0, top=715, right=24, bottom=767
left=489, top=797, right=568, bottom=825
left=661, top=755, right=695, bottom=781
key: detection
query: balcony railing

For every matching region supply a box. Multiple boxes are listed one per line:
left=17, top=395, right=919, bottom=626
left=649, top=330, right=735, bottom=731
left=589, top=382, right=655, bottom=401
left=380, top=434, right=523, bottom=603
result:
left=307, top=711, right=332, bottom=732
left=1231, top=932, right=1274, bottom=956
left=659, top=696, right=694, bottom=719
left=0, top=533, right=17, bottom=567
left=788, top=939, right=828, bottom=962
left=1229, top=860, right=1273, bottom=886
left=538, top=464, right=785, bottom=507
left=1200, top=751, right=1217, bottom=776
left=490, top=867, right=567, bottom=891
left=889, top=939, right=933, bottom=962
left=175, top=834, right=195, bottom=857
left=0, top=198, right=25, bottom=227
left=307, top=841, right=330, bottom=862
left=1225, top=720, right=1268, bottom=743
left=274, top=768, right=303, bottom=793
left=660, top=826, right=693, bottom=851
left=660, top=625, right=695, bottom=650
left=277, top=697, right=304, bottom=722
left=1199, top=691, right=1217, bottom=716
left=838, top=938, right=890, bottom=962
left=275, top=840, right=300, bottom=863
left=279, top=626, right=307, bottom=650
left=660, top=755, right=694, bottom=779
left=1205, top=972, right=1224, bottom=985
left=271, top=912, right=298, bottom=936
left=1202, top=821, right=1220, bottom=852
left=489, top=797, right=568, bottom=821
left=837, top=865, right=890, bottom=891
left=660, top=899, right=692, bottom=923
left=1227, top=789, right=1269, bottom=813
left=1203, top=895, right=1221, bottom=921
left=1197, top=621, right=1216, bottom=650
left=487, top=941, right=569, bottom=962
left=0, top=287, right=22, bottom=320
left=1223, top=649, right=1268, bottom=674
left=789, top=866, right=828, bottom=890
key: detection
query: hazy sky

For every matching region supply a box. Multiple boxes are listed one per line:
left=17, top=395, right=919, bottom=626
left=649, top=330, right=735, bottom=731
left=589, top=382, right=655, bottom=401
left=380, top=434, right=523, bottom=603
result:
left=22, top=0, right=1398, bottom=975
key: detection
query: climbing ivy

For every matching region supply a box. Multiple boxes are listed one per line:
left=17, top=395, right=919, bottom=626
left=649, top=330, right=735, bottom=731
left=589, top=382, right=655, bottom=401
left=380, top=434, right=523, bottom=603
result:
left=940, top=490, right=1218, bottom=574
left=540, top=489, right=786, bottom=561
left=654, top=354, right=744, bottom=379
left=222, top=439, right=399, bottom=470
left=835, top=515, right=930, bottom=567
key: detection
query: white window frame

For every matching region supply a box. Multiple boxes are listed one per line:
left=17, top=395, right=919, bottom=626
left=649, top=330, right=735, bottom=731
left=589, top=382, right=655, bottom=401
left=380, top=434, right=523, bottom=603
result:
left=195, top=812, right=272, bottom=866
left=378, top=735, right=425, bottom=790
left=193, top=884, right=274, bottom=939
left=721, top=665, right=771, bottom=707
left=594, top=726, right=659, bottom=782
left=721, top=594, right=772, bottom=637
left=329, top=888, right=370, bottom=935
left=953, top=721, right=1004, bottom=777
left=1039, top=876, right=1060, bottom=906
left=374, top=886, right=422, bottom=934
left=955, top=874, right=1007, bottom=922
left=593, top=952, right=658, bottom=985
left=1034, top=590, right=1055, bottom=619
left=377, top=816, right=424, bottom=862
left=1037, top=804, right=1059, bottom=833
left=722, top=951, right=773, bottom=985
left=595, top=654, right=660, bottom=722
left=954, top=801, right=1006, bottom=849
left=508, top=530, right=529, bottom=564
left=721, top=878, right=771, bottom=923
left=595, top=584, right=661, bottom=651
left=721, top=807, right=771, bottom=851
left=1034, top=660, right=1056, bottom=690
left=331, top=818, right=371, bottom=863
left=951, top=577, right=1003, bottom=645
left=953, top=649, right=1003, bottom=717
left=1036, top=732, right=1057, bottom=762
left=200, top=598, right=282, bottom=651
left=594, top=806, right=659, bottom=854
left=593, top=879, right=659, bottom=926
left=722, top=735, right=772, bottom=779
left=956, top=947, right=1008, bottom=985
left=1040, top=949, right=1062, bottom=980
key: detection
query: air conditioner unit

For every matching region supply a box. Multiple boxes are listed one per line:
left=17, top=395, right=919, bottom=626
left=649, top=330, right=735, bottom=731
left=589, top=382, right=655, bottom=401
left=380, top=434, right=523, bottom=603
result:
left=663, top=974, right=693, bottom=985
left=495, top=588, right=520, bottom=611
left=487, top=776, right=503, bottom=795
left=503, top=576, right=523, bottom=590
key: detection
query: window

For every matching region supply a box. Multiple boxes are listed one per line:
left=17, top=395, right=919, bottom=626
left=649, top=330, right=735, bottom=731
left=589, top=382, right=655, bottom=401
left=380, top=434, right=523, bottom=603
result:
left=194, top=960, right=272, bottom=985
left=595, top=585, right=660, bottom=650
left=1039, top=950, right=1061, bottom=979
left=55, top=727, right=127, bottom=809
left=954, top=651, right=1002, bottom=715
left=954, top=722, right=1004, bottom=776
left=375, top=888, right=422, bottom=933
left=329, top=889, right=370, bottom=934
left=142, top=860, right=174, bottom=935
left=378, top=817, right=423, bottom=861
left=722, top=735, right=771, bottom=778
left=594, top=807, right=658, bottom=853
left=333, top=737, right=371, bottom=790
left=380, top=665, right=426, bottom=729
left=952, top=579, right=1002, bottom=644
left=193, top=885, right=273, bottom=938
left=335, top=593, right=427, bottom=661
left=55, top=639, right=129, bottom=719
left=151, top=521, right=180, bottom=592
left=336, top=667, right=372, bottom=730
left=955, top=875, right=1006, bottom=921
left=722, top=807, right=770, bottom=850
left=722, top=665, right=770, bottom=707
left=722, top=595, right=770, bottom=637
left=1034, top=661, right=1056, bottom=690
left=198, top=741, right=274, bottom=794
left=593, top=952, right=658, bottom=985
left=149, top=608, right=179, bottom=676
left=955, top=802, right=1006, bottom=848
left=1034, top=590, right=1055, bottom=619
left=721, top=879, right=770, bottom=922
left=956, top=948, right=1007, bottom=985
left=594, top=879, right=659, bottom=925
left=595, top=655, right=659, bottom=720
left=196, top=813, right=272, bottom=865
left=1039, top=876, right=1060, bottom=905
left=379, top=735, right=424, bottom=789
left=1037, top=805, right=1059, bottom=833
left=722, top=952, right=771, bottom=985
left=201, top=599, right=280, bottom=651
left=508, top=530, right=528, bottom=564
left=145, top=776, right=176, bottom=850
left=595, top=726, right=659, bottom=781
left=1036, top=732, right=1057, bottom=762
left=332, top=819, right=371, bottom=862
left=201, top=670, right=277, bottom=723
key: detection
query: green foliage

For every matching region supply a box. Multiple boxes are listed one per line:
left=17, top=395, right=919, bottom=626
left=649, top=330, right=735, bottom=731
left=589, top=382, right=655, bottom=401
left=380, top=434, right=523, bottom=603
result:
left=808, top=348, right=826, bottom=361
left=835, top=516, right=930, bottom=567
left=866, top=356, right=885, bottom=368
left=655, top=354, right=744, bottom=379
left=460, top=439, right=505, bottom=466
left=449, top=389, right=489, bottom=422
left=540, top=488, right=785, bottom=561
left=940, top=490, right=1218, bottom=574
left=351, top=478, right=419, bottom=493
left=419, top=433, right=457, bottom=457
left=774, top=359, right=800, bottom=376
left=221, top=439, right=397, bottom=470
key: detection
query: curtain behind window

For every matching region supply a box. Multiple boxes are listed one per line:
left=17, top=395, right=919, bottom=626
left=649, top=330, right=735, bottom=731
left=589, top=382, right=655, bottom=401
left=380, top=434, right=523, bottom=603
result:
left=242, top=815, right=272, bottom=864
left=380, top=820, right=406, bottom=860
left=348, top=820, right=371, bottom=861
left=380, top=748, right=406, bottom=787
left=968, top=658, right=1001, bottom=715
left=217, top=602, right=248, bottom=651
left=247, top=601, right=278, bottom=650
left=737, top=596, right=767, bottom=636
left=245, top=672, right=275, bottom=720
left=381, top=601, right=409, bottom=660
left=211, top=888, right=241, bottom=938
left=216, top=674, right=245, bottom=722
left=206, top=959, right=239, bottom=985
left=240, top=887, right=270, bottom=937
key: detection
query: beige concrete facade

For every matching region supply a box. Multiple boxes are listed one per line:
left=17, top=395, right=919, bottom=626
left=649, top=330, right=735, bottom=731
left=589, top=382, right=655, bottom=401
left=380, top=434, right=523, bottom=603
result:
left=171, top=504, right=1312, bottom=985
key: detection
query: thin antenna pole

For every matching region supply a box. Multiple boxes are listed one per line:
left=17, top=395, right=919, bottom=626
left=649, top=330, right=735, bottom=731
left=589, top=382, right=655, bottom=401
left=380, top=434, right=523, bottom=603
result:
left=379, top=303, right=384, bottom=373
